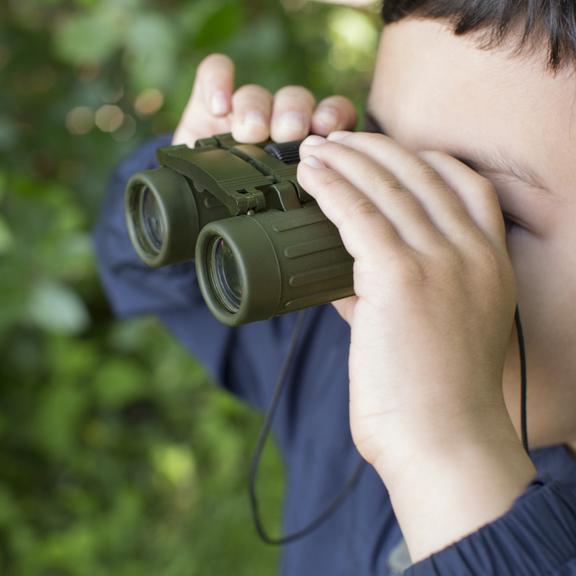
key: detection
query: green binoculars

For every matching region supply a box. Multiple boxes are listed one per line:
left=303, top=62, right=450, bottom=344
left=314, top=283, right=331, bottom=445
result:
left=124, top=133, right=354, bottom=326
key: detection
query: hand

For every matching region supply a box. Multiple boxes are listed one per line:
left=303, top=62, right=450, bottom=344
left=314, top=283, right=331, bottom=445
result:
left=297, top=131, right=536, bottom=560
left=172, top=53, right=357, bottom=147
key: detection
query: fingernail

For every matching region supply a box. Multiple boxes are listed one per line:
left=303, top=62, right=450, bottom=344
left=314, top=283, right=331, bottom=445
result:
left=211, top=91, right=228, bottom=115
left=315, top=107, right=339, bottom=130
left=327, top=131, right=350, bottom=142
left=301, top=155, right=324, bottom=169
left=277, top=111, right=306, bottom=134
left=243, top=110, right=266, bottom=127
left=302, top=135, right=326, bottom=146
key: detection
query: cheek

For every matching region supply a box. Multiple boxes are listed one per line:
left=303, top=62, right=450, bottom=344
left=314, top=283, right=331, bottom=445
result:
left=513, top=228, right=576, bottom=350
left=504, top=230, right=576, bottom=444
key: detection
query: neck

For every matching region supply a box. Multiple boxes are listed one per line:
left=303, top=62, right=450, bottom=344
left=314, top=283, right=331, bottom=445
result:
left=567, top=441, right=576, bottom=458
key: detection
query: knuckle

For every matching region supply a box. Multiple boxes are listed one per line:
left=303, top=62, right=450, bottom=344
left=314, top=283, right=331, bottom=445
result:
left=432, top=244, right=466, bottom=277
left=319, top=171, right=350, bottom=190
left=347, top=197, right=381, bottom=223
left=412, top=159, right=443, bottom=183
left=373, top=170, right=405, bottom=196
left=474, top=240, right=505, bottom=277
left=387, top=256, right=427, bottom=286
left=370, top=171, right=416, bottom=210
left=475, top=251, right=513, bottom=303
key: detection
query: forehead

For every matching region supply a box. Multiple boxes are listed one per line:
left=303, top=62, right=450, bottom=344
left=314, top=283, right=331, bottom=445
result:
left=368, top=18, right=576, bottom=195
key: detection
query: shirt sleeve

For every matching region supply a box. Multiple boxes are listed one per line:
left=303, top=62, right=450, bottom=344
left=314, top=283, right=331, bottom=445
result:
left=405, top=475, right=576, bottom=575
left=92, top=135, right=308, bottom=413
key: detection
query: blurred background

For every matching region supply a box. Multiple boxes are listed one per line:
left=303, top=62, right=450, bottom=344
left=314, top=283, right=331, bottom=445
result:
left=0, top=0, right=379, bottom=573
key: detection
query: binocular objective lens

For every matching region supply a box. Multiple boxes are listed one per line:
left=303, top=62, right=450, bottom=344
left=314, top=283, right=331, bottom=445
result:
left=139, top=186, right=166, bottom=253
left=209, top=237, right=243, bottom=313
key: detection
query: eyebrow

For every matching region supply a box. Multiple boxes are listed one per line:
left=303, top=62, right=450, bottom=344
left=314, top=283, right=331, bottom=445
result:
left=363, top=107, right=548, bottom=192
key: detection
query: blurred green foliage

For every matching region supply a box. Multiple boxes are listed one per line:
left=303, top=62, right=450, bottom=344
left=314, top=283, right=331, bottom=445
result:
left=0, top=0, right=379, bottom=573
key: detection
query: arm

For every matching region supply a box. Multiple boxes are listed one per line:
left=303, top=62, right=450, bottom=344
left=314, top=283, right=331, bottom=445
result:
left=295, top=131, right=575, bottom=570
left=93, top=53, right=358, bottom=412
left=92, top=134, right=303, bottom=411
left=377, top=409, right=537, bottom=564
left=405, top=475, right=576, bottom=575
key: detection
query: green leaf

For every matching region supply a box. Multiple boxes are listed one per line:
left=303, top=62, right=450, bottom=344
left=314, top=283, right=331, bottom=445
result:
left=125, top=14, right=177, bottom=90
left=48, top=336, right=99, bottom=382
left=0, top=215, right=14, bottom=254
left=27, top=280, right=90, bottom=335
left=152, top=444, right=196, bottom=487
left=34, top=381, right=87, bottom=459
left=93, top=359, right=148, bottom=409
left=0, top=116, right=18, bottom=150
left=0, top=486, right=20, bottom=527
left=192, top=0, right=243, bottom=49
left=43, top=232, right=94, bottom=282
left=0, top=262, right=29, bottom=331
left=0, top=171, right=6, bottom=202
left=54, top=10, right=123, bottom=65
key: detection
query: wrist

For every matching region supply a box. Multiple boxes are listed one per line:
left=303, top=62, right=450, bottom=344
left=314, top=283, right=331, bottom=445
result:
left=373, top=407, right=537, bottom=563
left=372, top=398, right=522, bottom=485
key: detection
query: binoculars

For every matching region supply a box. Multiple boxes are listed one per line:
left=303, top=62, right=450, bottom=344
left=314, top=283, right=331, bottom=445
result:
left=124, top=133, right=354, bottom=326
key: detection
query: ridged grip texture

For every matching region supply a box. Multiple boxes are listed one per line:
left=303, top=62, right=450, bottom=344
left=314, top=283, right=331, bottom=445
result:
left=264, top=140, right=301, bottom=165
left=253, top=205, right=354, bottom=314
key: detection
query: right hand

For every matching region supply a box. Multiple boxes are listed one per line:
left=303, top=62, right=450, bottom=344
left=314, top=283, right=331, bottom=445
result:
left=172, top=53, right=357, bottom=147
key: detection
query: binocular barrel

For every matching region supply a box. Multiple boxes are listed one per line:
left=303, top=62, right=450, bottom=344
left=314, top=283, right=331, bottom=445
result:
left=124, top=134, right=354, bottom=326
left=196, top=206, right=353, bottom=325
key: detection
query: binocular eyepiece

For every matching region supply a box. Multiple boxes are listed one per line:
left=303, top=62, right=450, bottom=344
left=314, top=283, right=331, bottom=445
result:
left=127, top=180, right=167, bottom=257
left=125, top=133, right=354, bottom=326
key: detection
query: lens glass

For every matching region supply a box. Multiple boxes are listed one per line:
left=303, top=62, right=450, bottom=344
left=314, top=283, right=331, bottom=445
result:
left=139, top=186, right=165, bottom=253
left=210, top=237, right=243, bottom=313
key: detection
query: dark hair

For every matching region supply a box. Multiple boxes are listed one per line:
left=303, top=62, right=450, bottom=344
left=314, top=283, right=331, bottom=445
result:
left=380, top=0, right=576, bottom=73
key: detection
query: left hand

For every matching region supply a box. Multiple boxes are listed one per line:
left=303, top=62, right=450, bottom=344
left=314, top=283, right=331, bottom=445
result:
left=297, top=131, right=520, bottom=483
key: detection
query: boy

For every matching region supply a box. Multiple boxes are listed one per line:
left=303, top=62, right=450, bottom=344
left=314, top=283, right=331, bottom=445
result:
left=94, top=1, right=576, bottom=574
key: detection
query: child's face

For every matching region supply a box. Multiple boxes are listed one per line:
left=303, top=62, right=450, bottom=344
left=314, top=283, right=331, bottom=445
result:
left=367, top=17, right=576, bottom=449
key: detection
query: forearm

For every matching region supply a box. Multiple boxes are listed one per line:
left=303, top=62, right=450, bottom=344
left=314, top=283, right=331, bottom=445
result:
left=375, top=404, right=537, bottom=563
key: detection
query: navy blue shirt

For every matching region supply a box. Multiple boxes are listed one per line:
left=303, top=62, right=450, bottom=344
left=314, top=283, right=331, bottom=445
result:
left=94, top=135, right=576, bottom=575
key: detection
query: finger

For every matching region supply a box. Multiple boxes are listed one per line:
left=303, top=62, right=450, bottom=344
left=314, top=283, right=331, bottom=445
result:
left=230, top=84, right=273, bottom=143
left=296, top=154, right=406, bottom=262
left=173, top=54, right=235, bottom=146
left=417, top=151, right=507, bottom=250
left=194, top=53, right=235, bottom=116
left=271, top=85, right=316, bottom=142
left=172, top=107, right=231, bottom=147
left=323, top=132, right=486, bottom=244
left=311, top=96, right=357, bottom=136
left=299, top=136, right=446, bottom=252
left=334, top=132, right=498, bottom=245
